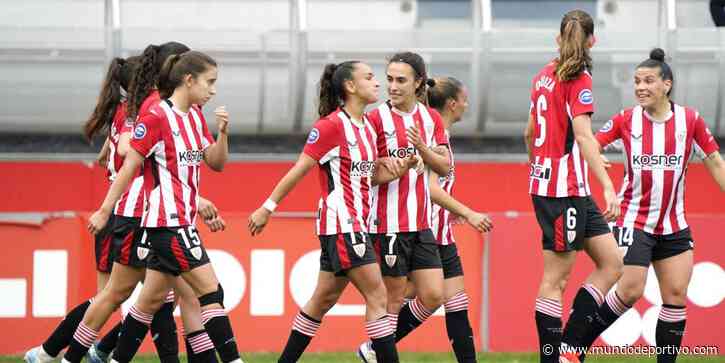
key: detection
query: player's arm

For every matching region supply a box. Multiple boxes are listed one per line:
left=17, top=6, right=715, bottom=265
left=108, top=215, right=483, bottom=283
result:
left=248, top=153, right=317, bottom=236
left=428, top=171, right=492, bottom=233
left=703, top=152, right=725, bottom=192
left=406, top=125, right=450, bottom=176
left=204, top=106, right=229, bottom=172
left=116, top=132, right=132, bottom=157
left=97, top=137, right=111, bottom=168
left=372, top=155, right=417, bottom=186
left=88, top=150, right=144, bottom=234
left=572, top=114, right=619, bottom=220
left=524, top=114, right=535, bottom=162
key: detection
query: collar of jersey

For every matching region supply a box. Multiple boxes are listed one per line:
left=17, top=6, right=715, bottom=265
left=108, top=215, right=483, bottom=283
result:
left=643, top=109, right=673, bottom=124
left=339, top=107, right=366, bottom=129
left=389, top=101, right=418, bottom=117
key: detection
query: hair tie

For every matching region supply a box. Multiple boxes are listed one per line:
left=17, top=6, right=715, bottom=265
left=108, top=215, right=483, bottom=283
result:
left=425, top=78, right=436, bottom=87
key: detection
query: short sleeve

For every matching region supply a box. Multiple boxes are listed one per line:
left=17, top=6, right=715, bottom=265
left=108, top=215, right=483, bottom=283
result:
left=302, top=118, right=340, bottom=163
left=692, top=113, right=719, bottom=158
left=130, top=111, right=163, bottom=158
left=429, top=109, right=448, bottom=147
left=567, top=72, right=594, bottom=119
left=596, top=111, right=624, bottom=148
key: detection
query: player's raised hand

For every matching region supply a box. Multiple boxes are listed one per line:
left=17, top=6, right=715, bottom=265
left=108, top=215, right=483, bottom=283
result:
left=248, top=206, right=271, bottom=236
left=214, top=106, right=229, bottom=134
left=406, top=125, right=425, bottom=150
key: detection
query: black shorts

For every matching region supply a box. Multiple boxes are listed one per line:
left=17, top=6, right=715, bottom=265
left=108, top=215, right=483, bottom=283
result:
left=439, top=244, right=464, bottom=279
left=145, top=226, right=211, bottom=276
left=372, top=229, right=442, bottom=277
left=319, top=232, right=377, bottom=277
left=111, top=216, right=148, bottom=269
left=532, top=195, right=611, bottom=252
left=614, top=226, right=694, bottom=267
left=94, top=214, right=117, bottom=273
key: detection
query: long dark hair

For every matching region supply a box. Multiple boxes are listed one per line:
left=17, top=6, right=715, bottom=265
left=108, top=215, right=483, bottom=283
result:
left=556, top=10, right=594, bottom=81
left=388, top=51, right=432, bottom=103
left=158, top=51, right=218, bottom=99
left=83, top=56, right=138, bottom=141
left=427, top=76, right=464, bottom=114
left=637, top=48, right=674, bottom=97
left=127, top=41, right=190, bottom=119
left=317, top=61, right=360, bottom=117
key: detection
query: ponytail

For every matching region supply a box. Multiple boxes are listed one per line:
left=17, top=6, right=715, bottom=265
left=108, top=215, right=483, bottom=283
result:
left=83, top=57, right=132, bottom=142
left=426, top=76, right=463, bottom=113
left=556, top=10, right=594, bottom=81
left=158, top=51, right=217, bottom=99
left=158, top=54, right=184, bottom=98
left=317, top=61, right=359, bottom=117
left=127, top=41, right=190, bottom=119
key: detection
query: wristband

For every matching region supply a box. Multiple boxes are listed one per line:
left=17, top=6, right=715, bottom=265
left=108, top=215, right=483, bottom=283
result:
left=263, top=199, right=277, bottom=212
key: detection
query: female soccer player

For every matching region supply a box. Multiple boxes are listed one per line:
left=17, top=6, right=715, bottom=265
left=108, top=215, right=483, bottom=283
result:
left=84, top=51, right=242, bottom=363
left=524, top=10, right=623, bottom=363
left=357, top=76, right=492, bottom=363
left=248, top=60, right=416, bottom=363
left=572, top=48, right=725, bottom=363
left=357, top=51, right=451, bottom=358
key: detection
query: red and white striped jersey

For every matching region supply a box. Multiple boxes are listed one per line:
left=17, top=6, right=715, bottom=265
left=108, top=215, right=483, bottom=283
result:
left=430, top=131, right=456, bottom=245
left=131, top=100, right=214, bottom=228
left=528, top=61, right=594, bottom=197
left=107, top=101, right=146, bottom=218
left=596, top=103, right=719, bottom=234
left=303, top=108, right=378, bottom=236
left=367, top=101, right=448, bottom=234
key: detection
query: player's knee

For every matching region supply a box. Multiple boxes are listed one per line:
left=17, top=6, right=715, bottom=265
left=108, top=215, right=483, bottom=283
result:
left=601, top=258, right=624, bottom=282
left=661, top=287, right=688, bottom=306
left=105, top=284, right=135, bottom=307
left=618, top=282, right=645, bottom=305
left=419, top=289, right=445, bottom=311
left=198, top=284, right=224, bottom=308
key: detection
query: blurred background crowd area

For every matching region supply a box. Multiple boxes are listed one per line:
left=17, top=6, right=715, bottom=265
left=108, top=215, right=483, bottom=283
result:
left=2, top=0, right=725, bottom=154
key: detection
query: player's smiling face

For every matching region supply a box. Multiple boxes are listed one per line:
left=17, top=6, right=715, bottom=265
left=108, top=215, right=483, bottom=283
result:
left=188, top=66, right=218, bottom=106
left=347, top=62, right=379, bottom=105
left=634, top=66, right=671, bottom=109
left=386, top=62, right=420, bottom=110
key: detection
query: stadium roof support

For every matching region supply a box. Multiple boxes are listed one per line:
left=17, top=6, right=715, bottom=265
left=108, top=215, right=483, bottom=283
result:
left=104, top=0, right=122, bottom=64
left=289, top=0, right=308, bottom=133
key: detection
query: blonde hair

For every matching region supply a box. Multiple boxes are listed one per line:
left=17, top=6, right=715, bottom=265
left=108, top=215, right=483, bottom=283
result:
left=556, top=10, right=594, bottom=81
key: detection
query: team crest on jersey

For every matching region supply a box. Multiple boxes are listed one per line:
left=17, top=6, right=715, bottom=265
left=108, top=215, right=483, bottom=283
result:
left=600, top=120, right=613, bottom=133
left=133, top=123, right=147, bottom=139
left=578, top=89, right=593, bottom=105
left=307, top=128, right=320, bottom=144
left=190, top=246, right=203, bottom=260
left=567, top=231, right=577, bottom=243
left=136, top=246, right=149, bottom=260
left=385, top=254, right=397, bottom=268
left=353, top=243, right=366, bottom=258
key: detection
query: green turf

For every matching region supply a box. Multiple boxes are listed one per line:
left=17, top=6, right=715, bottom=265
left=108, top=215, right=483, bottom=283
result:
left=3, top=352, right=724, bottom=362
